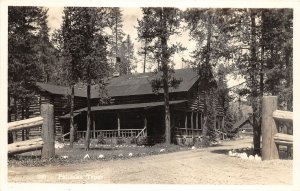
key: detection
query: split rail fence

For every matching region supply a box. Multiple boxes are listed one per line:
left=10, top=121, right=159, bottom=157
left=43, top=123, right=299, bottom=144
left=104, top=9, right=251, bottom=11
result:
left=7, top=104, right=55, bottom=159
left=261, top=96, right=293, bottom=160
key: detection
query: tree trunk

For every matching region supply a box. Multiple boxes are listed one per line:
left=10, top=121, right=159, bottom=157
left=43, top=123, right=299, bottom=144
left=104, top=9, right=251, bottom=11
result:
left=285, top=47, right=293, bottom=111
left=8, top=94, right=13, bottom=144
left=143, top=40, right=148, bottom=73
left=69, top=84, right=75, bottom=148
left=8, top=94, right=11, bottom=122
left=212, top=91, right=217, bottom=138
left=85, top=83, right=91, bottom=150
left=21, top=99, right=25, bottom=141
left=13, top=97, right=18, bottom=141
left=160, top=8, right=171, bottom=144
left=250, top=10, right=261, bottom=155
left=201, top=13, right=212, bottom=143
left=115, top=10, right=119, bottom=72
left=25, top=98, right=30, bottom=140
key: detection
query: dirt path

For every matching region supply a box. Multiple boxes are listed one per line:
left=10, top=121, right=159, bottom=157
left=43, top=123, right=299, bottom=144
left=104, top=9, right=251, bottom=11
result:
left=8, top=137, right=292, bottom=184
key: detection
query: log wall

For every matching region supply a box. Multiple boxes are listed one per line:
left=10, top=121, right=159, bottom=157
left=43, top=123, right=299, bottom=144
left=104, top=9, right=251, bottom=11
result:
left=9, top=91, right=90, bottom=138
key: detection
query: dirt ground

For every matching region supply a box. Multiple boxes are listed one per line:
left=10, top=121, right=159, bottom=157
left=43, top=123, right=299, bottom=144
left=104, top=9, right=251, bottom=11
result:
left=8, top=137, right=293, bottom=184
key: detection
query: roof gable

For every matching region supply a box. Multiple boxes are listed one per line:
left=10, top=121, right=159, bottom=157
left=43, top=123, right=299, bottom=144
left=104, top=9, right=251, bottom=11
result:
left=107, top=68, right=198, bottom=97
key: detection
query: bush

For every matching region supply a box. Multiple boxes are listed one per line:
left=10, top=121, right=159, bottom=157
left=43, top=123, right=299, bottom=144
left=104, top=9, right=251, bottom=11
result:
left=117, top=137, right=126, bottom=145
left=97, top=133, right=106, bottom=144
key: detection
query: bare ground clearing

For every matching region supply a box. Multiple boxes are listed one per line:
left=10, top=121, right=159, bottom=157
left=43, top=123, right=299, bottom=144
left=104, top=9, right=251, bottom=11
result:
left=8, top=137, right=292, bottom=184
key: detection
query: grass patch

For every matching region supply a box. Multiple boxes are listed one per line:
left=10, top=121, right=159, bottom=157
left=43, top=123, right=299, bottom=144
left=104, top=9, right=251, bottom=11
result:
left=8, top=142, right=190, bottom=167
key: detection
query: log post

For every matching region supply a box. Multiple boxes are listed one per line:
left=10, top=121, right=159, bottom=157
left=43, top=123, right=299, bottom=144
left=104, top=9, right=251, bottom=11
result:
left=191, top=112, right=194, bottom=137
left=117, top=113, right=120, bottom=137
left=196, top=113, right=199, bottom=130
left=144, top=117, right=147, bottom=136
left=93, top=118, right=96, bottom=139
left=144, top=117, right=147, bottom=128
left=185, top=113, right=188, bottom=135
left=262, top=96, right=278, bottom=160
left=41, top=104, right=55, bottom=159
left=221, top=116, right=225, bottom=130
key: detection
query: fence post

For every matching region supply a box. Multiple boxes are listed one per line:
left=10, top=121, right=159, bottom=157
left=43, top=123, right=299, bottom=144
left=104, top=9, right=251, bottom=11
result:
left=41, top=104, right=55, bottom=159
left=262, top=96, right=279, bottom=160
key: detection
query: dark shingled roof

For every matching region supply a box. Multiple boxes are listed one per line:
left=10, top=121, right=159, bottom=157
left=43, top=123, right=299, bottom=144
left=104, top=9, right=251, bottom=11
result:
left=36, top=82, right=101, bottom=98
left=36, top=68, right=198, bottom=98
left=232, top=117, right=251, bottom=131
left=60, top=100, right=187, bottom=118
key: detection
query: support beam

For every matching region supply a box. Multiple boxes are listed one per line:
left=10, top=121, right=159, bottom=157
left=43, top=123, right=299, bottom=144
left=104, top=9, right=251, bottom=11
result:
left=200, top=113, right=203, bottom=130
left=144, top=117, right=147, bottom=128
left=196, top=112, right=199, bottom=130
left=191, top=112, right=194, bottom=137
left=93, top=118, right=96, bottom=139
left=273, top=133, right=293, bottom=146
left=8, top=117, right=43, bottom=132
left=117, top=113, right=120, bottom=137
left=8, top=138, right=44, bottom=155
left=262, top=96, right=279, bottom=160
left=185, top=113, right=188, bottom=135
left=221, top=116, right=225, bottom=130
left=144, top=117, right=147, bottom=136
left=273, top=110, right=293, bottom=122
left=41, top=104, right=55, bottom=159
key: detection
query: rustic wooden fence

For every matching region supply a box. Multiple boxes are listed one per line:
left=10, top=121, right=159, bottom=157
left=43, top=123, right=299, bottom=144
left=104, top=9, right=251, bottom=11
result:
left=8, top=104, right=55, bottom=159
left=261, top=96, right=293, bottom=160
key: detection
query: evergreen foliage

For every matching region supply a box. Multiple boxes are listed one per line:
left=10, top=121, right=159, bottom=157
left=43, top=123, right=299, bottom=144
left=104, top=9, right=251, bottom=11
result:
left=137, top=8, right=184, bottom=144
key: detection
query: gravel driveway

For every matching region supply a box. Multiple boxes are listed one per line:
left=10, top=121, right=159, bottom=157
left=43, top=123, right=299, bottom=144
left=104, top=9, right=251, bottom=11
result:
left=8, top=137, right=292, bottom=184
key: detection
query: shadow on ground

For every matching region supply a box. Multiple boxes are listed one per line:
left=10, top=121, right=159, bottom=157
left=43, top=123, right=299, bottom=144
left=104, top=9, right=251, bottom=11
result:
left=211, top=148, right=255, bottom=156
left=211, top=147, right=292, bottom=159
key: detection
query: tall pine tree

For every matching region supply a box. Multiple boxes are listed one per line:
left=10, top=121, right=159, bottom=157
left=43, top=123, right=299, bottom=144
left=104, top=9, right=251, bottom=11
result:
left=8, top=6, right=47, bottom=140
left=107, top=8, right=125, bottom=74
left=119, top=35, right=136, bottom=75
left=137, top=8, right=183, bottom=144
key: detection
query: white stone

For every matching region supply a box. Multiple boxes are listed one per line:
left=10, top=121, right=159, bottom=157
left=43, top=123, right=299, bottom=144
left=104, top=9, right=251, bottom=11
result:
left=254, top=154, right=262, bottom=161
left=98, top=154, right=105, bottom=159
left=248, top=155, right=254, bottom=160
left=160, top=149, right=165, bottom=152
left=55, top=141, right=64, bottom=149
left=239, top=152, right=248, bottom=159
left=61, top=155, right=68, bottom=159
left=228, top=151, right=233, bottom=156
left=191, top=146, right=196, bottom=150
left=83, top=154, right=90, bottom=159
left=128, top=153, right=133, bottom=157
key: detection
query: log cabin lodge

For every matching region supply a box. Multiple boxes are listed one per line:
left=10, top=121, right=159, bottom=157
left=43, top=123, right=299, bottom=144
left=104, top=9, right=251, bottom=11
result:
left=9, top=68, right=225, bottom=145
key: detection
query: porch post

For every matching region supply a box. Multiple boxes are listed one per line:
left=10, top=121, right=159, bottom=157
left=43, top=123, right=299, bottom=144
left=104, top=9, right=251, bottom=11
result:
left=93, top=118, right=96, bottom=139
left=191, top=112, right=194, bottom=137
left=144, top=117, right=147, bottom=128
left=117, top=113, right=120, bottom=137
left=185, top=112, right=188, bottom=135
left=144, top=117, right=147, bottom=136
left=221, top=116, right=225, bottom=130
left=196, top=112, right=199, bottom=130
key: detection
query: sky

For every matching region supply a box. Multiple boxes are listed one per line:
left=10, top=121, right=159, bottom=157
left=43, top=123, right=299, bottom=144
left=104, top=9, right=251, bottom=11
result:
left=46, top=7, right=243, bottom=87
left=46, top=7, right=196, bottom=72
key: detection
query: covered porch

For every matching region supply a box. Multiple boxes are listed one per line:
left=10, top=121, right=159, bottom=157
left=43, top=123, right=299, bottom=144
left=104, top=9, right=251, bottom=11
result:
left=60, top=100, right=187, bottom=143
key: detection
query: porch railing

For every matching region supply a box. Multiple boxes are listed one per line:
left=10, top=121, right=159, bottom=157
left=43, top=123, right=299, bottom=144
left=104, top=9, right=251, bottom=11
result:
left=135, top=126, right=147, bottom=143
left=61, top=132, right=70, bottom=142
left=176, top=128, right=202, bottom=137
left=77, top=129, right=144, bottom=139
